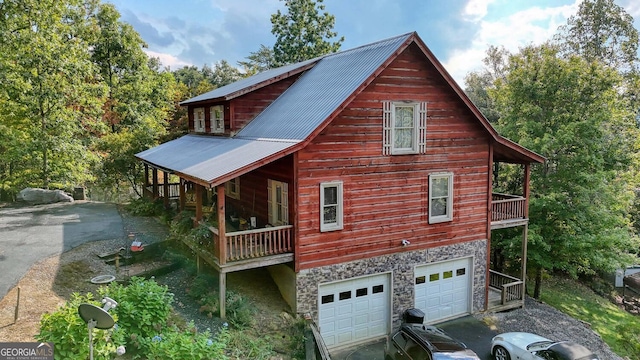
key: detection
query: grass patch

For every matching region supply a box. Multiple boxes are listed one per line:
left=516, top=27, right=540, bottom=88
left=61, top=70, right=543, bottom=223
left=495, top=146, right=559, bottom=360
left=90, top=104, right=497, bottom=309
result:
left=537, top=276, right=640, bottom=358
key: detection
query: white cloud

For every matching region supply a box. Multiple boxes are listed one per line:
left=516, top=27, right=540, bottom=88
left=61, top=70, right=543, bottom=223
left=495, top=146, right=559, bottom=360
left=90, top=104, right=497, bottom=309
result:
left=144, top=50, right=192, bottom=70
left=444, top=1, right=580, bottom=86
left=463, top=0, right=496, bottom=20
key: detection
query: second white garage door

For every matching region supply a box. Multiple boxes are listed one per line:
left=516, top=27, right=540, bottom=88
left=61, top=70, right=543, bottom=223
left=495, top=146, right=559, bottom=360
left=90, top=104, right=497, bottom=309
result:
left=318, top=273, right=390, bottom=348
left=414, top=257, right=472, bottom=323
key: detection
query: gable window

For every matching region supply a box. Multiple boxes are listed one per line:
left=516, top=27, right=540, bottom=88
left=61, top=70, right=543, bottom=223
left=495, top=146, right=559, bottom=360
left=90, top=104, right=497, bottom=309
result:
left=225, top=177, right=240, bottom=199
left=194, top=107, right=205, bottom=133
left=320, top=181, right=343, bottom=232
left=268, top=179, right=288, bottom=225
left=383, top=101, right=427, bottom=155
left=429, top=173, right=453, bottom=223
left=210, top=105, right=224, bottom=133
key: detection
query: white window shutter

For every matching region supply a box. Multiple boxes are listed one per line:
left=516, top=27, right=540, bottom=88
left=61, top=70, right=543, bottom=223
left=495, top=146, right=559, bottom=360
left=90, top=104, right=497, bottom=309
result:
left=383, top=101, right=392, bottom=155
left=267, top=180, right=273, bottom=224
left=419, top=102, right=427, bottom=154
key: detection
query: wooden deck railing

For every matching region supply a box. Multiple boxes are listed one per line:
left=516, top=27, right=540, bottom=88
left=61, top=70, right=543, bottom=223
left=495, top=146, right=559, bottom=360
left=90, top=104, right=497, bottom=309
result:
left=144, top=183, right=180, bottom=199
left=491, top=193, right=526, bottom=222
left=489, top=270, right=524, bottom=305
left=208, top=225, right=293, bottom=263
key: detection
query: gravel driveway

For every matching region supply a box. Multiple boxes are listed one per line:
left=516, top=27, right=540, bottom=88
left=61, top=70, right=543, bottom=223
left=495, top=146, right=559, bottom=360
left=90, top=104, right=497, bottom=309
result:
left=475, top=297, right=625, bottom=360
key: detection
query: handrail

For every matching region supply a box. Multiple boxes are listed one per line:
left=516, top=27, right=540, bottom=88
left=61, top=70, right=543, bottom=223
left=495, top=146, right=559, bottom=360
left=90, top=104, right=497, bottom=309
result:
left=491, top=196, right=526, bottom=222
left=489, top=270, right=524, bottom=305
left=205, top=224, right=293, bottom=262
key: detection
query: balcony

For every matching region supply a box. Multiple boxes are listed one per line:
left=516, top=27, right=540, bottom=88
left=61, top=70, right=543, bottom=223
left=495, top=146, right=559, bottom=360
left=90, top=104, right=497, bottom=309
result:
left=488, top=270, right=524, bottom=311
left=181, top=222, right=294, bottom=272
left=491, top=193, right=528, bottom=229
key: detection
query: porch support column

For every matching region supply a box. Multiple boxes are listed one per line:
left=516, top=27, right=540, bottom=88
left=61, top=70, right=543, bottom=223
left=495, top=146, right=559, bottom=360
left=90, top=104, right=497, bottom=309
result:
left=163, top=171, right=170, bottom=209
left=195, top=184, right=203, bottom=223
left=217, top=184, right=226, bottom=265
left=144, top=164, right=150, bottom=198
left=179, top=179, right=186, bottom=211
left=219, top=271, right=226, bottom=319
left=521, top=223, right=528, bottom=307
left=152, top=168, right=159, bottom=199
left=523, top=163, right=531, bottom=218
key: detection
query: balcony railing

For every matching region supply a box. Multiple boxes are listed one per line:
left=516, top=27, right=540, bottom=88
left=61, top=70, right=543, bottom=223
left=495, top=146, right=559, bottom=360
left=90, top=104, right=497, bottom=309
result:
left=489, top=270, right=524, bottom=309
left=491, top=193, right=526, bottom=223
left=209, top=225, right=293, bottom=264
left=144, top=183, right=180, bottom=199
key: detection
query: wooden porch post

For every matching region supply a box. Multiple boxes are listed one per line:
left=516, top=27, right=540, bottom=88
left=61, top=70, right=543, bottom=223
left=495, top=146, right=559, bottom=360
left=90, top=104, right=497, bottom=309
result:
left=523, top=163, right=531, bottom=218
left=521, top=163, right=531, bottom=307
left=195, top=184, right=203, bottom=222
left=217, top=184, right=226, bottom=265
left=163, top=171, right=170, bottom=209
left=152, top=168, right=159, bottom=199
left=217, top=183, right=227, bottom=320
left=179, top=179, right=186, bottom=211
left=144, top=164, right=150, bottom=198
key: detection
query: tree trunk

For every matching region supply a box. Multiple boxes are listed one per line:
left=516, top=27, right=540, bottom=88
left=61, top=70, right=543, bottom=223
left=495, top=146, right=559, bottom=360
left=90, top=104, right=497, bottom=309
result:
left=533, top=267, right=543, bottom=299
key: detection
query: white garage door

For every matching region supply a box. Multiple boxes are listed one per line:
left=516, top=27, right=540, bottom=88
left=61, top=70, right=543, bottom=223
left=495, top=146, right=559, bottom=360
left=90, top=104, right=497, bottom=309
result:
left=415, top=258, right=471, bottom=323
left=318, top=273, right=390, bottom=348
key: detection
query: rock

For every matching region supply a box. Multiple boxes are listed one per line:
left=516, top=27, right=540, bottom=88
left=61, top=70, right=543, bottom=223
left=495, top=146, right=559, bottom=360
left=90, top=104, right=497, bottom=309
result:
left=18, top=187, right=74, bottom=204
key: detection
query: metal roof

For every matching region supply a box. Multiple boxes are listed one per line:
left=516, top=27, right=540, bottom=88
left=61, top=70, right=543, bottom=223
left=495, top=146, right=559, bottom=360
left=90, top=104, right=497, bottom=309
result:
left=236, top=33, right=413, bottom=141
left=180, top=58, right=319, bottom=105
left=136, top=134, right=298, bottom=186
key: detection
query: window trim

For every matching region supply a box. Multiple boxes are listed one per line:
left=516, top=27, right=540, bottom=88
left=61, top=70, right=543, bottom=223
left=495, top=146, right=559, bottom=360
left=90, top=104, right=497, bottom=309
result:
left=193, top=107, right=205, bottom=133
left=225, top=177, right=240, bottom=200
left=268, top=179, right=289, bottom=226
left=320, top=181, right=343, bottom=232
left=428, top=172, right=453, bottom=223
left=383, top=101, right=427, bottom=155
left=210, top=105, right=224, bottom=133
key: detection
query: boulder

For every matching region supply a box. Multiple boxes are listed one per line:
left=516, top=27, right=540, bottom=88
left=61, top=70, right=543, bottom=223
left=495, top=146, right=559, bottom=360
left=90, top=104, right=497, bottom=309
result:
left=18, top=187, right=74, bottom=204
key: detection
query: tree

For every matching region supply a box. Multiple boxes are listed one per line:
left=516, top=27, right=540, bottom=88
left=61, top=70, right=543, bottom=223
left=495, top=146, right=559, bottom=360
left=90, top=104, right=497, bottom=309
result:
left=0, top=0, right=106, bottom=191
left=491, top=44, right=640, bottom=297
left=464, top=45, right=510, bottom=123
left=238, top=44, right=277, bottom=74
left=270, top=0, right=344, bottom=66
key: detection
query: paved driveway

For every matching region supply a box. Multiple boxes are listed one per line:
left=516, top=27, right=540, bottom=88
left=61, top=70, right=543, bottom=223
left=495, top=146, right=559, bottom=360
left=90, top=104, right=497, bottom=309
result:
left=0, top=201, right=123, bottom=299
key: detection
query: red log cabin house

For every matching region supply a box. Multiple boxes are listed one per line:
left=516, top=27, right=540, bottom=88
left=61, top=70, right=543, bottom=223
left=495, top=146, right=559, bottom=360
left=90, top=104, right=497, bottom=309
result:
left=136, top=32, right=544, bottom=350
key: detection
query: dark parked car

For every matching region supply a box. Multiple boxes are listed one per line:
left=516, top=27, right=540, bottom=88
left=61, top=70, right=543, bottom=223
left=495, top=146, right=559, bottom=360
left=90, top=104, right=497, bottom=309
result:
left=384, top=322, right=480, bottom=360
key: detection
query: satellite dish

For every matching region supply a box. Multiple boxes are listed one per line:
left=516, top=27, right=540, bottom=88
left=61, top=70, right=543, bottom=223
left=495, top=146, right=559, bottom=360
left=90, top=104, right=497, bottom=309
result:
left=78, top=298, right=117, bottom=360
left=78, top=303, right=114, bottom=329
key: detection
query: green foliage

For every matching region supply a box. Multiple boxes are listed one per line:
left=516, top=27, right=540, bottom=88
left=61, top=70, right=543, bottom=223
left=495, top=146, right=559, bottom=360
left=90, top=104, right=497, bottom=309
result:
left=171, top=210, right=196, bottom=234
left=189, top=223, right=213, bottom=247
left=140, top=324, right=229, bottom=360
left=37, top=292, right=124, bottom=360
left=125, top=197, right=165, bottom=216
left=98, top=277, right=173, bottom=352
left=187, top=273, right=218, bottom=301
left=271, top=0, right=344, bottom=66
left=225, top=330, right=274, bottom=360
left=225, top=291, right=255, bottom=329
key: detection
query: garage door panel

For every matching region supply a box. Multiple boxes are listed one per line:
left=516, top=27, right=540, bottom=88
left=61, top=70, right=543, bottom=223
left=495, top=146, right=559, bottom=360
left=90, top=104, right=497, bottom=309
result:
left=319, top=273, right=390, bottom=348
left=415, top=258, right=472, bottom=323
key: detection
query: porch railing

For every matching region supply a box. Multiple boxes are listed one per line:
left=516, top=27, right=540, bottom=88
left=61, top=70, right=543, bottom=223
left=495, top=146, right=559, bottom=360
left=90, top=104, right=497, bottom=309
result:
left=208, top=225, right=293, bottom=263
left=144, top=183, right=180, bottom=199
left=489, top=270, right=524, bottom=305
left=491, top=193, right=526, bottom=222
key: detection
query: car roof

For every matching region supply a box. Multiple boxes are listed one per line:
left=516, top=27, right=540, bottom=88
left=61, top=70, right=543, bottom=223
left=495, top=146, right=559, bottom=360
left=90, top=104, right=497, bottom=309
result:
left=548, top=342, right=598, bottom=360
left=401, top=324, right=467, bottom=352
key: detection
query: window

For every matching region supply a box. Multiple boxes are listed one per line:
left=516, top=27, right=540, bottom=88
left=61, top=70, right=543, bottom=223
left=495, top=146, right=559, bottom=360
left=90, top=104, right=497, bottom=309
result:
left=383, top=101, right=427, bottom=155
left=429, top=173, right=453, bottom=223
left=225, top=177, right=240, bottom=199
left=320, top=181, right=343, bottom=232
left=268, top=179, right=288, bottom=225
left=193, top=107, right=205, bottom=132
left=210, top=105, right=224, bottom=133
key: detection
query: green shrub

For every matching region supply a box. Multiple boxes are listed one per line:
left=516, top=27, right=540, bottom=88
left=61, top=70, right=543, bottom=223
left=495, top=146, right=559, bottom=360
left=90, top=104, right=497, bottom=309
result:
left=126, top=197, right=164, bottom=216
left=225, top=330, right=273, bottom=360
left=226, top=291, right=254, bottom=329
left=171, top=210, right=195, bottom=234
left=189, top=224, right=213, bottom=247
left=37, top=293, right=125, bottom=360
left=141, top=324, right=229, bottom=360
left=98, top=277, right=173, bottom=352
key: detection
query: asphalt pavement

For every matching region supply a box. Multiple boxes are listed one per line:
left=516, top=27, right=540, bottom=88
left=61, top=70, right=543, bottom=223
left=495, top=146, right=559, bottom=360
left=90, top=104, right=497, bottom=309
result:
left=0, top=201, right=124, bottom=299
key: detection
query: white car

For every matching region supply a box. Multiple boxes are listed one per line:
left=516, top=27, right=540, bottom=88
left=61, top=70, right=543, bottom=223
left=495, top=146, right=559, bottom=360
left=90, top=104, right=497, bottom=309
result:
left=491, top=332, right=599, bottom=360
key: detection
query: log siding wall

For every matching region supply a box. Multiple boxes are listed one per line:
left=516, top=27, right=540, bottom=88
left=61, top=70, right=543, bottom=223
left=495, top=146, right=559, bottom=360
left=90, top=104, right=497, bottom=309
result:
left=296, top=43, right=490, bottom=270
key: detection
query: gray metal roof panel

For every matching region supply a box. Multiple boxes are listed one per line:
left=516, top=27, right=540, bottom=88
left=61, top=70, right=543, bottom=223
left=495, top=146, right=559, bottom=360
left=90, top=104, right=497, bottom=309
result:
left=136, top=134, right=298, bottom=185
left=236, top=33, right=412, bottom=141
left=180, top=58, right=320, bottom=105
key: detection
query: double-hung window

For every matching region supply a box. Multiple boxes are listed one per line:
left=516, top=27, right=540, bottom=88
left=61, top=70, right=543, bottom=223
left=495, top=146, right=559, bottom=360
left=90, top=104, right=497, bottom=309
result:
left=383, top=101, right=427, bottom=155
left=320, top=181, right=343, bottom=232
left=268, top=179, right=288, bottom=226
left=225, top=177, right=240, bottom=199
left=429, top=173, right=453, bottom=223
left=194, top=107, right=205, bottom=133
left=210, top=105, right=224, bottom=133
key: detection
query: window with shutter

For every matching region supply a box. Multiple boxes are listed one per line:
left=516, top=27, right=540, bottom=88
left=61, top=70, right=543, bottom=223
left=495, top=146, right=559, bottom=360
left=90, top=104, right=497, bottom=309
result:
left=210, top=105, right=224, bottom=133
left=194, top=107, right=205, bottom=133
left=383, top=101, right=426, bottom=155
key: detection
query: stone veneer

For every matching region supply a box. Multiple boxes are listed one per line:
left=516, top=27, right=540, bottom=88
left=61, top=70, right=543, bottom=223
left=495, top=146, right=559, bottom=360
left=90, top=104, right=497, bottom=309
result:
left=295, top=239, right=487, bottom=327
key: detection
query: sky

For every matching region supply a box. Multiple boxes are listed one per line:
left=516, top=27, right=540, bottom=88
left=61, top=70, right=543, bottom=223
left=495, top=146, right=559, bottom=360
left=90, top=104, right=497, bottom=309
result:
left=106, top=0, right=640, bottom=87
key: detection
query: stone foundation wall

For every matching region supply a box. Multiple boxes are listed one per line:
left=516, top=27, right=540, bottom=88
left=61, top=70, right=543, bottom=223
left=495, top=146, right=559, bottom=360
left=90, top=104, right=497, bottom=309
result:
left=296, top=239, right=487, bottom=326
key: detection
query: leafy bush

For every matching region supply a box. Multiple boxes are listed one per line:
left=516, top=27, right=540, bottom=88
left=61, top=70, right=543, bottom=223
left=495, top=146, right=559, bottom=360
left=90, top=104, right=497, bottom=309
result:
left=126, top=197, right=164, bottom=216
left=189, top=224, right=213, bottom=247
left=170, top=210, right=195, bottom=234
left=225, top=330, right=273, bottom=360
left=226, top=291, right=254, bottom=329
left=188, top=273, right=218, bottom=301
left=37, top=293, right=125, bottom=360
left=98, top=277, right=173, bottom=352
left=141, top=324, right=229, bottom=360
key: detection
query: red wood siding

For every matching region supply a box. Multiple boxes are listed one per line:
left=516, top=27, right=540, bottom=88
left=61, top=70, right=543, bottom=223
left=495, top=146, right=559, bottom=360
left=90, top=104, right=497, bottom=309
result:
left=295, top=43, right=490, bottom=270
